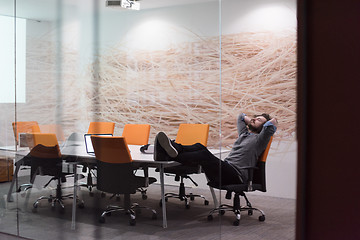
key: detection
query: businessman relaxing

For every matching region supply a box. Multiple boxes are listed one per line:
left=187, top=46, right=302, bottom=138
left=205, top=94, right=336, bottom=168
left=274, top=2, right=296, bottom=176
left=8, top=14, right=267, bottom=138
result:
left=154, top=113, right=278, bottom=185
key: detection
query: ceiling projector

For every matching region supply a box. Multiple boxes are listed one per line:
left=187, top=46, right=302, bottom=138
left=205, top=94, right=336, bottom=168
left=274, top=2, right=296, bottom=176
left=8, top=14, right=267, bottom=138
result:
left=105, top=0, right=140, bottom=10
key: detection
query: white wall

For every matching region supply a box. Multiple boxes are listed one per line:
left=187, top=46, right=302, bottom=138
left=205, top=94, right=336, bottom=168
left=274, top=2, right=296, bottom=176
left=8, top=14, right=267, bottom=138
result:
left=60, top=0, right=296, bottom=65
left=221, top=0, right=296, bottom=34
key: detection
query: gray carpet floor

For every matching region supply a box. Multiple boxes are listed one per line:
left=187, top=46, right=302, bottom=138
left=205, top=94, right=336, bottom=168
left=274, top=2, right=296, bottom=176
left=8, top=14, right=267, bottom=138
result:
left=0, top=176, right=295, bottom=240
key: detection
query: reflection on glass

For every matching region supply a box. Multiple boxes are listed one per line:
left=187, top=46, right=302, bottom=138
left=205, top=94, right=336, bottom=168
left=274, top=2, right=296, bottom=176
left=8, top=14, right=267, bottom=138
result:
left=0, top=0, right=297, bottom=239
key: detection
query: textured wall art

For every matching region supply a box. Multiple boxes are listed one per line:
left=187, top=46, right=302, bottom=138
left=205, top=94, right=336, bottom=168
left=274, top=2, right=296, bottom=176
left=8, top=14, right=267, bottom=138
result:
left=2, top=30, right=296, bottom=149
left=88, top=31, right=296, bottom=147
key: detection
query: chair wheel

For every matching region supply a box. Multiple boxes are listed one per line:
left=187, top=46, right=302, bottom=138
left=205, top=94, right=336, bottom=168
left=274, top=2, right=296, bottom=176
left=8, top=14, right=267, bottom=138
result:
left=129, top=219, right=136, bottom=226
left=142, top=194, right=147, bottom=200
left=220, top=210, right=225, bottom=215
left=204, top=200, right=209, bottom=205
left=78, top=202, right=85, bottom=209
left=233, top=219, right=240, bottom=226
left=259, top=215, right=265, bottom=222
left=185, top=204, right=190, bottom=209
left=207, top=215, right=213, bottom=221
left=248, top=210, right=253, bottom=215
left=190, top=193, right=195, bottom=201
left=99, top=216, right=105, bottom=223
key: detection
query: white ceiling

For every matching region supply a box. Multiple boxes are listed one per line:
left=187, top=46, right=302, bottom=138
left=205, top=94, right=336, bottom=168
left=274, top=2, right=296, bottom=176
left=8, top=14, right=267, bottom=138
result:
left=0, top=0, right=217, bottom=21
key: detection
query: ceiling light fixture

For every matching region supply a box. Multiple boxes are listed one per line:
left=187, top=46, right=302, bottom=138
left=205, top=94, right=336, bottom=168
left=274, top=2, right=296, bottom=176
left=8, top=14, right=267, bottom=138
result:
left=105, top=0, right=140, bottom=10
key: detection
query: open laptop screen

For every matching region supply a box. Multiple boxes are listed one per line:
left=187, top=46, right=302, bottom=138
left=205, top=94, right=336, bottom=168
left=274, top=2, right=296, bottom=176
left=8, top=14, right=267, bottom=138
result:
left=84, top=134, right=113, bottom=154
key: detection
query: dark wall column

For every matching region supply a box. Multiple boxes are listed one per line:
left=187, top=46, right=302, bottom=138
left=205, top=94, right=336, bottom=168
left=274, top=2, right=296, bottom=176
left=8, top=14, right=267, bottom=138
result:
left=297, top=0, right=360, bottom=239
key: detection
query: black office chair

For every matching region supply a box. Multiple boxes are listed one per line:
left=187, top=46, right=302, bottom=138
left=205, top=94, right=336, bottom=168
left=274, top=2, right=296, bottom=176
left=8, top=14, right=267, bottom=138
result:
left=121, top=124, right=152, bottom=200
left=207, top=137, right=273, bottom=226
left=159, top=124, right=210, bottom=209
left=12, top=121, right=40, bottom=195
left=92, top=135, right=157, bottom=226
left=28, top=133, right=84, bottom=212
left=160, top=164, right=209, bottom=209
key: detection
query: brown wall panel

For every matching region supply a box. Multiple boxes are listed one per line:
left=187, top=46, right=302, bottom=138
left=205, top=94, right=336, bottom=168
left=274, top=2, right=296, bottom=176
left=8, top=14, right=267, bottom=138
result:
left=297, top=0, right=360, bottom=239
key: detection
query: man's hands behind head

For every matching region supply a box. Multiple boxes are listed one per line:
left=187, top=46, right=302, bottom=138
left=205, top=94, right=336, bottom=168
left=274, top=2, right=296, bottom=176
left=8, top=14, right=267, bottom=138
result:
left=269, top=118, right=278, bottom=127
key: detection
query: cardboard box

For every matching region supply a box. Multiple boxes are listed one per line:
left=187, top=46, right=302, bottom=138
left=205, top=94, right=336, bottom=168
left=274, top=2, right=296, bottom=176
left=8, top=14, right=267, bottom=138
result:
left=0, top=157, right=14, bottom=182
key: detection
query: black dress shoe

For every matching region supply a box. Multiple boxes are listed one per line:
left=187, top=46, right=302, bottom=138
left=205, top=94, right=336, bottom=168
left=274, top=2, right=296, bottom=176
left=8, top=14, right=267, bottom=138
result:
left=154, top=132, right=177, bottom=161
left=156, top=132, right=178, bottom=158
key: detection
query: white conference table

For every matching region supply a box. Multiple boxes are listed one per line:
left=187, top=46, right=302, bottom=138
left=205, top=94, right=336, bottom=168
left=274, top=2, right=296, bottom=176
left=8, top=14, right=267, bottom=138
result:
left=3, top=139, right=226, bottom=229
left=60, top=140, right=179, bottom=229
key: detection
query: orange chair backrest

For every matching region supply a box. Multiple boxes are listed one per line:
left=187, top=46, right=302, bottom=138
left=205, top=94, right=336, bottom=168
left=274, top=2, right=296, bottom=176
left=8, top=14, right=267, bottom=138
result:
left=87, top=122, right=115, bottom=135
left=12, top=121, right=40, bottom=143
left=175, top=124, right=209, bottom=147
left=122, top=124, right=150, bottom=145
left=259, top=136, right=273, bottom=163
left=29, top=133, right=59, bottom=147
left=27, top=133, right=61, bottom=158
left=38, top=124, right=65, bottom=142
left=91, top=136, right=132, bottom=164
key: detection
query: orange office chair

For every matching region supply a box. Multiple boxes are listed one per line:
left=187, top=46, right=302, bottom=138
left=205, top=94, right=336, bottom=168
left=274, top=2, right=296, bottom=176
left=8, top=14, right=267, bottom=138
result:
left=38, top=124, right=65, bottom=143
left=27, top=132, right=59, bottom=149
left=12, top=121, right=40, bottom=146
left=207, top=136, right=273, bottom=226
left=28, top=133, right=84, bottom=211
left=161, top=124, right=210, bottom=209
left=175, top=124, right=209, bottom=146
left=91, top=136, right=157, bottom=225
left=122, top=124, right=150, bottom=145
left=81, top=121, right=116, bottom=194
left=87, top=122, right=115, bottom=135
left=121, top=124, right=151, bottom=199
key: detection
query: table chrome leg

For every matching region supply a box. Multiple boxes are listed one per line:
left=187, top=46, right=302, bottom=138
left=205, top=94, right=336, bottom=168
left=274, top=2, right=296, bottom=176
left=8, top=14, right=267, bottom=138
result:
left=71, top=163, right=78, bottom=230
left=209, top=186, right=218, bottom=208
left=7, top=159, right=23, bottom=202
left=160, top=164, right=167, bottom=228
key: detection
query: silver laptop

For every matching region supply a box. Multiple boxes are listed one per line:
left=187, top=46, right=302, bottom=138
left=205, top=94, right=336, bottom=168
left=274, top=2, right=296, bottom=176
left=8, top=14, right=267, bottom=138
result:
left=84, top=134, right=113, bottom=155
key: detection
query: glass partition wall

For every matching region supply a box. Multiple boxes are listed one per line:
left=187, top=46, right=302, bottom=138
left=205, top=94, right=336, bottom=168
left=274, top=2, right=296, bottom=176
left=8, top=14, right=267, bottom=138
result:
left=0, top=0, right=297, bottom=239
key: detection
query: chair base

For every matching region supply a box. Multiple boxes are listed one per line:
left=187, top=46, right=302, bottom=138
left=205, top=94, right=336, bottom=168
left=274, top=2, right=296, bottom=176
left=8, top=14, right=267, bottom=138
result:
left=137, top=187, right=148, bottom=200
left=17, top=183, right=33, bottom=196
left=99, top=196, right=157, bottom=226
left=207, top=193, right=265, bottom=226
left=161, top=182, right=209, bottom=209
left=32, top=180, right=84, bottom=211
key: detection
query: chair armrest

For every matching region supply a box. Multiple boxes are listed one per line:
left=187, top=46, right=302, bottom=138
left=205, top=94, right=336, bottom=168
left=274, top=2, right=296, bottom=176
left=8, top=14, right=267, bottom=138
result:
left=235, top=166, right=258, bottom=170
left=133, top=166, right=151, bottom=186
left=142, top=166, right=150, bottom=187
left=248, top=169, right=254, bottom=191
left=198, top=165, right=203, bottom=174
left=231, top=166, right=258, bottom=191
